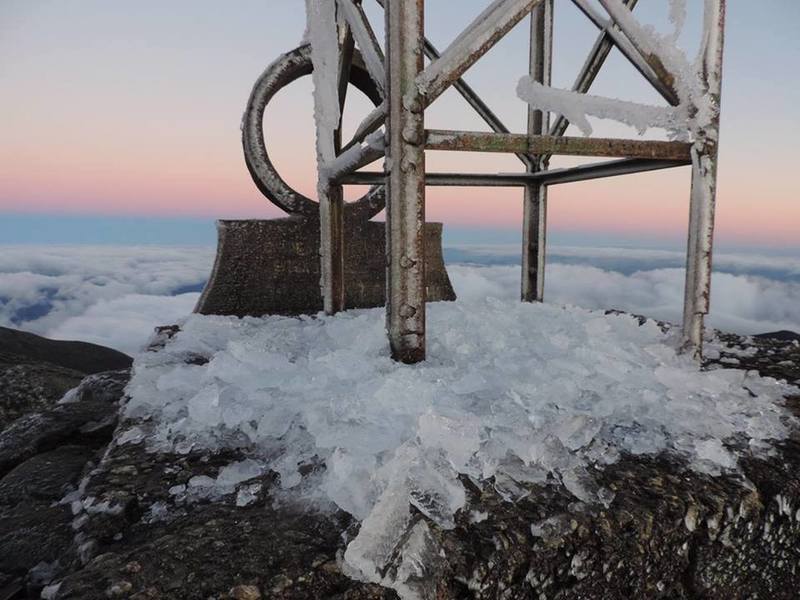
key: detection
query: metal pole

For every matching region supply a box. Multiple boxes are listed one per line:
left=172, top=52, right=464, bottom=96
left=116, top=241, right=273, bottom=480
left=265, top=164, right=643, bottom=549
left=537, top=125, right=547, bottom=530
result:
left=424, top=129, right=692, bottom=160
left=682, top=0, right=726, bottom=359
left=386, top=0, right=426, bottom=363
left=522, top=0, right=552, bottom=303
left=318, top=179, right=345, bottom=314
left=318, top=3, right=350, bottom=315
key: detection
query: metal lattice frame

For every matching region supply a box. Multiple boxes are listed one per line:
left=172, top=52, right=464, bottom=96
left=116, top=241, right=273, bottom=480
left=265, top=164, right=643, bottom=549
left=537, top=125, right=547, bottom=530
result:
left=309, top=0, right=726, bottom=363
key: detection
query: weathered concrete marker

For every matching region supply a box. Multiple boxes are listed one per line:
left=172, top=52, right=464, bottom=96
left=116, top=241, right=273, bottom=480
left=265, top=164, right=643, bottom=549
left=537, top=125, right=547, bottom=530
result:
left=195, top=218, right=454, bottom=318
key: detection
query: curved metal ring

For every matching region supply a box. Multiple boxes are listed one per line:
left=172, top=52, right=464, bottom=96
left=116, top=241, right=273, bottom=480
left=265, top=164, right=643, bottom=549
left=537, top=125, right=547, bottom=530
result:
left=242, top=44, right=385, bottom=221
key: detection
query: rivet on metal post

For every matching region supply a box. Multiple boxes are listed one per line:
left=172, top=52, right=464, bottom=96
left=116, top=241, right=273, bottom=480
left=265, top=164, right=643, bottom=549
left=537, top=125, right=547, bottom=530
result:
left=386, top=0, right=426, bottom=364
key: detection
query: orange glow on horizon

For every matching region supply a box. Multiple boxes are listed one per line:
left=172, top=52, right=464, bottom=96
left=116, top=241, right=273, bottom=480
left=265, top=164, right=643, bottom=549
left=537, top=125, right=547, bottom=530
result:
left=2, top=130, right=797, bottom=247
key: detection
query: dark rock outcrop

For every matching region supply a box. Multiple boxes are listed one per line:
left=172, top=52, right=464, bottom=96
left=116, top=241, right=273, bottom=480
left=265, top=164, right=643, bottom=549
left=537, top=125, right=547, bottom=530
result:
left=0, top=447, right=93, bottom=582
left=710, top=331, right=800, bottom=386
left=754, top=331, right=800, bottom=343
left=0, top=357, right=130, bottom=598
left=53, top=442, right=395, bottom=600
left=0, top=362, right=86, bottom=430
left=0, top=327, right=132, bottom=375
left=0, top=400, right=118, bottom=478
left=0, top=326, right=132, bottom=429
left=1, top=327, right=798, bottom=599
left=43, top=425, right=800, bottom=600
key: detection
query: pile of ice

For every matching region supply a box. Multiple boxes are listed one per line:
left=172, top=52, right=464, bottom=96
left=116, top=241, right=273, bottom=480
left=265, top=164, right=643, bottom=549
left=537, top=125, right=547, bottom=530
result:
left=125, top=297, right=795, bottom=587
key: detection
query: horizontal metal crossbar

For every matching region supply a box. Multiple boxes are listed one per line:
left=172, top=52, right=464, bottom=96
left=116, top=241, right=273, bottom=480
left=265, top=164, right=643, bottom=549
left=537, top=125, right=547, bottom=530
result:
left=337, top=157, right=690, bottom=187
left=422, top=40, right=531, bottom=169
left=425, top=129, right=692, bottom=160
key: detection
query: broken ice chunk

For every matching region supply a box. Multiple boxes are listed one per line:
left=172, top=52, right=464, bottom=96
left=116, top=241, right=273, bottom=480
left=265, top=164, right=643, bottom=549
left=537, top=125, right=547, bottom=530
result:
left=693, top=438, right=737, bottom=473
left=417, top=412, right=481, bottom=468
left=236, top=483, right=262, bottom=507
left=187, top=385, right=222, bottom=426
left=407, top=450, right=465, bottom=530
left=216, top=458, right=264, bottom=487
left=552, top=415, right=602, bottom=451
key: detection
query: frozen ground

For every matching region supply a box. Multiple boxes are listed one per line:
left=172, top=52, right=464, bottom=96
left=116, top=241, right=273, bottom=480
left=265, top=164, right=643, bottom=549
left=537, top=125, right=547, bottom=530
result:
left=124, top=294, right=797, bottom=590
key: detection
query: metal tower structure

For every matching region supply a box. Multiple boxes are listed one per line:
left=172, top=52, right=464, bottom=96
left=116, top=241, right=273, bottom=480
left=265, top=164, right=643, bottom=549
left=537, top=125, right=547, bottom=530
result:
left=244, top=0, right=726, bottom=364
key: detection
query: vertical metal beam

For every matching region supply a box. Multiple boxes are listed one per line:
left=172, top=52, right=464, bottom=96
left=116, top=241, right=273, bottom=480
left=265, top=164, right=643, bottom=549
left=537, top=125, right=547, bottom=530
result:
left=521, top=0, right=553, bottom=303
left=319, top=182, right=345, bottom=315
left=373, top=0, right=529, bottom=167
left=682, top=0, right=726, bottom=358
left=386, top=0, right=426, bottom=363
left=316, top=1, right=347, bottom=315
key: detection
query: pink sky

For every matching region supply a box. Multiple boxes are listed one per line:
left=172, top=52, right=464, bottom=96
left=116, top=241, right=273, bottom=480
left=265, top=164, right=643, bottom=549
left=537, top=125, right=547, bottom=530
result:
left=3, top=134, right=796, bottom=247
left=1, top=1, right=798, bottom=248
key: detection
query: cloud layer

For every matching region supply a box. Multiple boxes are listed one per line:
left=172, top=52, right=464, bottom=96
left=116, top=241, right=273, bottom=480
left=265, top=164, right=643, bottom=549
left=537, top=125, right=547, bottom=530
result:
left=0, top=245, right=213, bottom=354
left=1, top=244, right=798, bottom=354
left=449, top=264, right=800, bottom=335
left=446, top=245, right=800, bottom=282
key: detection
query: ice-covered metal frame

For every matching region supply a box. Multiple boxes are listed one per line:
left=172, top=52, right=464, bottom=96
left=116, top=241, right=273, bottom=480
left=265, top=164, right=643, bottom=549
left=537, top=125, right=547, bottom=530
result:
left=266, top=0, right=726, bottom=363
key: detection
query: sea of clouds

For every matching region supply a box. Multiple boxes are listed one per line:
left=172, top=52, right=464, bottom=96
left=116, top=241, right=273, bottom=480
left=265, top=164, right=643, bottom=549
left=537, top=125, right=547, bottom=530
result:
left=1, top=244, right=798, bottom=354
left=0, top=246, right=213, bottom=354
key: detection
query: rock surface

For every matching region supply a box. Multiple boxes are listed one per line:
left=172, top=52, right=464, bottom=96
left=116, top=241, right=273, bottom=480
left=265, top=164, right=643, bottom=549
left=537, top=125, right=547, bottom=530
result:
left=0, top=327, right=132, bottom=375
left=0, top=447, right=92, bottom=580
left=0, top=334, right=130, bottom=599
left=0, top=363, right=85, bottom=431
left=0, top=399, right=120, bottom=478
left=0, top=328, right=798, bottom=599
left=709, top=331, right=800, bottom=386
left=0, top=326, right=132, bottom=429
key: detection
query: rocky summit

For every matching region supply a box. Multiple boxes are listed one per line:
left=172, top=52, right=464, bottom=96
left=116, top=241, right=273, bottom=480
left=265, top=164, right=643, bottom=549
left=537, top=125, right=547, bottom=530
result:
left=0, top=325, right=799, bottom=599
left=0, top=327, right=132, bottom=431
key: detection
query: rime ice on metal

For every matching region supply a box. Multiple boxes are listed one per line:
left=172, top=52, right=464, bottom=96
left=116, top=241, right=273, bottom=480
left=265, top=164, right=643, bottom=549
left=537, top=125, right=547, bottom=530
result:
left=307, top=0, right=341, bottom=165
left=515, top=80, right=688, bottom=137
left=244, top=0, right=727, bottom=361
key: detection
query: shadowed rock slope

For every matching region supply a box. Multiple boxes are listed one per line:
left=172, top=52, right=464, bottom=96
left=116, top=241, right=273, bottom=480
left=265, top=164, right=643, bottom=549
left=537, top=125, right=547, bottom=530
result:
left=0, top=326, right=131, bottom=430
